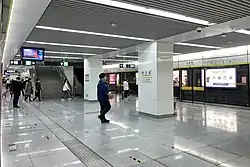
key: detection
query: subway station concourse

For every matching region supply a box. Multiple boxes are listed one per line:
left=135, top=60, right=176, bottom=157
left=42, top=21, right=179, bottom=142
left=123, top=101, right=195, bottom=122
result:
left=2, top=0, right=250, bottom=167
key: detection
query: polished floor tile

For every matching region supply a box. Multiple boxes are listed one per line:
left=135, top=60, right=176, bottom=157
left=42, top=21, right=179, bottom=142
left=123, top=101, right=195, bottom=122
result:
left=2, top=96, right=250, bottom=167
left=157, top=152, right=215, bottom=167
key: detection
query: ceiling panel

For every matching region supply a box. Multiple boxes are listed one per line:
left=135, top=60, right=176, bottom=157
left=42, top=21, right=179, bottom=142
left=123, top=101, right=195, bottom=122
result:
left=27, top=29, right=145, bottom=51
left=119, top=0, right=250, bottom=24
left=32, top=0, right=198, bottom=40
left=22, top=43, right=108, bottom=55
left=188, top=32, right=250, bottom=48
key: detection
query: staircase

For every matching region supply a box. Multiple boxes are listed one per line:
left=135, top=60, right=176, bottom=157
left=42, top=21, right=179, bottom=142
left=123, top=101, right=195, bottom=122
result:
left=35, top=66, right=63, bottom=99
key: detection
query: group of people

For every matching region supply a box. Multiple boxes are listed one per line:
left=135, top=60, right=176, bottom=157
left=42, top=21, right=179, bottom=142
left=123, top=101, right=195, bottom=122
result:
left=97, top=73, right=130, bottom=123
left=3, top=77, right=42, bottom=108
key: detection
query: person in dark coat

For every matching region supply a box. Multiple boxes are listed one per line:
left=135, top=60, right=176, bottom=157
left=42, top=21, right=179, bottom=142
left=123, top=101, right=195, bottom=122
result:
left=12, top=77, right=22, bottom=108
left=24, top=78, right=33, bottom=102
left=97, top=73, right=112, bottom=123
left=33, top=78, right=42, bottom=102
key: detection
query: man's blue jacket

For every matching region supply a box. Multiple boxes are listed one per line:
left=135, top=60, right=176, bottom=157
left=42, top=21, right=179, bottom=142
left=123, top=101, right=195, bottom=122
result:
left=97, top=80, right=109, bottom=102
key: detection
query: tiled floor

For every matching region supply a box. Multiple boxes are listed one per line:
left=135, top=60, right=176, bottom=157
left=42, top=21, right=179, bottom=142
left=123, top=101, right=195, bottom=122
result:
left=2, top=96, right=250, bottom=166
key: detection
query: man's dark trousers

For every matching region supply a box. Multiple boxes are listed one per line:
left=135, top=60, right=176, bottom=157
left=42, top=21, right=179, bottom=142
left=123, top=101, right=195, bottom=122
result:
left=99, top=100, right=111, bottom=120
left=13, top=93, right=20, bottom=107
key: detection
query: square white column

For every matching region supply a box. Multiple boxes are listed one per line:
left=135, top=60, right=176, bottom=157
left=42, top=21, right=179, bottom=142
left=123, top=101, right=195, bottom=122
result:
left=137, top=42, right=174, bottom=118
left=84, top=56, right=103, bottom=101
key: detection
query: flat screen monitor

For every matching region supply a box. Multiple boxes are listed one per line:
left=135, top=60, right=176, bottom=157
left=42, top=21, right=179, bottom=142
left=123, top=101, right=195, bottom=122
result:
left=21, top=47, right=44, bottom=61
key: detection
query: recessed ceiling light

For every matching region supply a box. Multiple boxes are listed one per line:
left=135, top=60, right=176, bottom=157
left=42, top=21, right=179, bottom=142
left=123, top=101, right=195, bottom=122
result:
left=25, top=41, right=118, bottom=50
left=85, top=0, right=214, bottom=25
left=35, top=25, right=154, bottom=42
left=221, top=34, right=227, bottom=38
left=175, top=42, right=221, bottom=49
left=45, top=51, right=97, bottom=56
left=236, top=29, right=250, bottom=35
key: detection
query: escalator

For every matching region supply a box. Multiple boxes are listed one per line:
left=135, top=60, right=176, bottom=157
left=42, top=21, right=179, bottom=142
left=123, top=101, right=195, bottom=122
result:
left=35, top=66, right=63, bottom=99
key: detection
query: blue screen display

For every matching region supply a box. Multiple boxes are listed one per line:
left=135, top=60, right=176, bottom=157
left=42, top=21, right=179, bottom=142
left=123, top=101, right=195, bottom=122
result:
left=21, top=47, right=44, bottom=61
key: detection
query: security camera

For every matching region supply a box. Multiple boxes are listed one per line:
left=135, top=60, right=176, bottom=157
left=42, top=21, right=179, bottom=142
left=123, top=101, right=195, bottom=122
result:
left=196, top=27, right=202, bottom=33
left=111, top=23, right=117, bottom=28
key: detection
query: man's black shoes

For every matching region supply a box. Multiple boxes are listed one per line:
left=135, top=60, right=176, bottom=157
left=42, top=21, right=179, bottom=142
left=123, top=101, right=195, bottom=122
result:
left=98, top=115, right=110, bottom=123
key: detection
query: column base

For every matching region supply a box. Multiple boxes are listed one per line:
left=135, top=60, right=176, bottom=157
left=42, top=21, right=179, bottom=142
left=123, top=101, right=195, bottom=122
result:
left=139, top=111, right=175, bottom=119
left=84, top=99, right=98, bottom=102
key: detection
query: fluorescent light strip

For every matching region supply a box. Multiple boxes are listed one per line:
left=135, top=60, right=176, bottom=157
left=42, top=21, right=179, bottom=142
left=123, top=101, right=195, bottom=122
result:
left=15, top=54, right=84, bottom=60
left=236, top=29, right=250, bottom=35
left=45, top=56, right=84, bottom=60
left=116, top=55, right=138, bottom=58
left=175, top=42, right=221, bottom=49
left=103, top=59, right=132, bottom=62
left=85, top=0, right=214, bottom=25
left=25, top=41, right=118, bottom=50
left=36, top=26, right=154, bottom=42
left=45, top=51, right=97, bottom=56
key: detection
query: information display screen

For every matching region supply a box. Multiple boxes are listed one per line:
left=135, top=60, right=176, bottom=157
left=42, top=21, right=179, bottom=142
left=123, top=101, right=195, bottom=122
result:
left=205, top=68, right=236, bottom=88
left=21, top=47, right=44, bottom=61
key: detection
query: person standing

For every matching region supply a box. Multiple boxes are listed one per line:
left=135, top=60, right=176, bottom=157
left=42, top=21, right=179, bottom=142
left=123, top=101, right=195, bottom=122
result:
left=12, top=77, right=22, bottom=108
left=21, top=77, right=28, bottom=97
left=33, top=78, right=42, bottom=102
left=123, top=79, right=129, bottom=99
left=97, top=73, right=112, bottom=123
left=24, top=78, right=33, bottom=102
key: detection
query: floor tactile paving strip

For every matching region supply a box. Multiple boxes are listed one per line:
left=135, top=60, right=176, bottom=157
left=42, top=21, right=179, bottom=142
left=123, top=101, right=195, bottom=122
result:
left=63, top=139, right=113, bottom=167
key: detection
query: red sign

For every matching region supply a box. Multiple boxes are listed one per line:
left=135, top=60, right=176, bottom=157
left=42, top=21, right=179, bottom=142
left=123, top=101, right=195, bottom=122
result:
left=109, top=74, right=116, bottom=85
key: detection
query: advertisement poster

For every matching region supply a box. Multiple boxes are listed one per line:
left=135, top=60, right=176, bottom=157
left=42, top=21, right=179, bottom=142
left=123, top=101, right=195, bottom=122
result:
left=182, top=70, right=188, bottom=86
left=241, top=76, right=247, bottom=84
left=173, top=71, right=179, bottom=87
left=205, top=68, right=236, bottom=88
left=109, top=74, right=116, bottom=85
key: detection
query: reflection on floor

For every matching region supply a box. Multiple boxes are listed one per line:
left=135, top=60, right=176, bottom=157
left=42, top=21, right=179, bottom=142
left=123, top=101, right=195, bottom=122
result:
left=2, top=96, right=250, bottom=167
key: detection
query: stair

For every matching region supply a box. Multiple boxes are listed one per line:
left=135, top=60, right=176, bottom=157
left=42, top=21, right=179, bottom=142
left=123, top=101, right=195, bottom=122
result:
left=35, top=66, right=63, bottom=99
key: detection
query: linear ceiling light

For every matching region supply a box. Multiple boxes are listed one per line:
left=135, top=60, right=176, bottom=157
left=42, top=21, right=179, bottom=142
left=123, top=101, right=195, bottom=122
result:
left=85, top=0, right=214, bottom=25
left=103, top=59, right=132, bottom=62
left=236, top=29, right=250, bottom=35
left=45, top=56, right=84, bottom=60
left=25, top=41, right=118, bottom=50
left=36, top=25, right=154, bottom=42
left=45, top=51, right=97, bottom=56
left=16, top=54, right=84, bottom=60
left=116, top=55, right=138, bottom=58
left=175, top=42, right=221, bottom=49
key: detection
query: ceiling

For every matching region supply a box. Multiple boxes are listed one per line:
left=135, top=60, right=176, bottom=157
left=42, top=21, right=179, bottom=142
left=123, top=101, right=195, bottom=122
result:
left=119, top=0, right=250, bottom=24
left=188, top=32, right=250, bottom=48
left=5, top=0, right=250, bottom=67
left=25, top=0, right=204, bottom=60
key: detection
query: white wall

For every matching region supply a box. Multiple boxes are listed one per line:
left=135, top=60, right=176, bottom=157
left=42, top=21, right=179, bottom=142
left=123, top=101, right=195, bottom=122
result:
left=84, top=57, right=103, bottom=101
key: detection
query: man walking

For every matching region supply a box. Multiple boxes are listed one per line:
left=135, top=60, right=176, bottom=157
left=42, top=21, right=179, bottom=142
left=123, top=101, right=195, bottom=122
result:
left=33, top=78, right=42, bottom=102
left=12, top=77, right=22, bottom=108
left=97, top=73, right=112, bottom=123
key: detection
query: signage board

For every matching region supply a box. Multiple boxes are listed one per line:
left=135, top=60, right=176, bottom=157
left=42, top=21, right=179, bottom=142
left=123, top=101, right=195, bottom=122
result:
left=204, top=68, right=236, bottom=88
